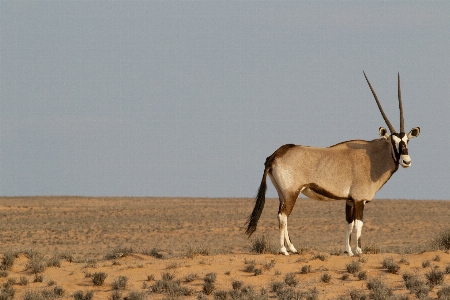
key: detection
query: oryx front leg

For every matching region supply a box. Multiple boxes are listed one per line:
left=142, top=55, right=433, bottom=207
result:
left=345, top=200, right=365, bottom=256
left=278, top=213, right=297, bottom=255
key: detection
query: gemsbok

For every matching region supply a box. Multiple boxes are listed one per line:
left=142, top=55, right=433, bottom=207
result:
left=245, top=72, right=420, bottom=256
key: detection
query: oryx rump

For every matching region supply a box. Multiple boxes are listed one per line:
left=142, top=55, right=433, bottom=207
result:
left=245, top=72, right=420, bottom=256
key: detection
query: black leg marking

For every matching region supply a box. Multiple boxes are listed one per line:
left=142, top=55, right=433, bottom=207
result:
left=354, top=201, right=365, bottom=221
left=358, top=237, right=362, bottom=249
left=345, top=201, right=354, bottom=224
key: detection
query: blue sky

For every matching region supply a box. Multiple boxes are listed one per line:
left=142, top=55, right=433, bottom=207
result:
left=1, top=2, right=449, bottom=199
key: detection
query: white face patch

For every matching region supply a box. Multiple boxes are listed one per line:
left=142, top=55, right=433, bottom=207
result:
left=391, top=135, right=401, bottom=153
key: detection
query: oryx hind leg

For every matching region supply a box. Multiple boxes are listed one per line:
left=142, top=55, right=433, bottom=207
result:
left=278, top=191, right=299, bottom=256
left=345, top=200, right=365, bottom=256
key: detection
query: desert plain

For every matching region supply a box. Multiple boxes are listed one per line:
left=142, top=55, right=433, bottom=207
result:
left=0, top=196, right=449, bottom=299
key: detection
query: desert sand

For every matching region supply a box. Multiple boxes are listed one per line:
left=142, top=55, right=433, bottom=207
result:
left=0, top=197, right=449, bottom=299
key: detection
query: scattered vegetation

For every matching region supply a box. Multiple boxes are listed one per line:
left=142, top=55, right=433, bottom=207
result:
left=150, top=273, right=193, bottom=297
left=147, top=248, right=164, bottom=259
left=0, top=281, right=15, bottom=300
left=185, top=244, right=211, bottom=258
left=362, top=244, right=381, bottom=254
left=105, top=247, right=133, bottom=260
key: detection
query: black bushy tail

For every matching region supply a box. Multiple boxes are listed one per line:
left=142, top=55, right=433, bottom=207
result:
left=245, top=168, right=269, bottom=237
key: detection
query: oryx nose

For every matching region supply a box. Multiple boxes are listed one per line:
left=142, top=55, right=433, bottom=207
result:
left=403, top=160, right=411, bottom=166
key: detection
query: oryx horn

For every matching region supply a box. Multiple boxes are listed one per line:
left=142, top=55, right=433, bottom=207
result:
left=363, top=71, right=396, bottom=134
left=398, top=73, right=404, bottom=133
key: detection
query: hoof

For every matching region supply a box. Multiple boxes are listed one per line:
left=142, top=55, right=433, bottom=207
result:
left=344, top=250, right=354, bottom=257
left=280, top=247, right=290, bottom=256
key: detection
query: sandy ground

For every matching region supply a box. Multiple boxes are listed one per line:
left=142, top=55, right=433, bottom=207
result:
left=0, top=197, right=449, bottom=299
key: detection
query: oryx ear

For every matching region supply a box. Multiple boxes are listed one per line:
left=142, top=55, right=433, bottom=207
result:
left=407, top=127, right=420, bottom=139
left=379, top=127, right=389, bottom=139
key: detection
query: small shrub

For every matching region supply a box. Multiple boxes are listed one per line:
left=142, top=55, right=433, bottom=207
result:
left=84, top=259, right=98, bottom=268
left=250, top=235, right=276, bottom=254
left=0, top=270, right=8, bottom=278
left=346, top=260, right=361, bottom=274
left=382, top=257, right=400, bottom=274
left=47, top=255, right=61, bottom=268
left=92, top=272, right=108, bottom=286
left=437, top=286, right=450, bottom=299
left=214, top=290, right=228, bottom=300
left=47, top=280, right=56, bottom=286
left=366, top=278, right=393, bottom=299
left=284, top=273, right=298, bottom=287
left=300, top=264, right=311, bottom=274
left=27, top=253, right=46, bottom=274
left=204, top=272, right=217, bottom=284
left=110, top=291, right=121, bottom=300
left=125, top=291, right=146, bottom=300
left=244, top=262, right=256, bottom=273
left=184, top=273, right=197, bottom=282
left=341, top=273, right=350, bottom=281
left=20, top=276, right=29, bottom=286
left=446, top=265, right=450, bottom=274
left=1, top=252, right=16, bottom=271
left=73, top=290, right=94, bottom=300
left=403, top=272, right=428, bottom=297
left=321, top=273, right=331, bottom=283
left=270, top=281, right=285, bottom=293
left=357, top=271, right=367, bottom=280
left=254, top=268, right=263, bottom=276
left=161, top=272, right=175, bottom=281
left=422, top=260, right=431, bottom=268
left=433, top=255, right=441, bottom=262
left=426, top=267, right=444, bottom=288
left=53, top=286, right=65, bottom=297
left=185, top=244, right=211, bottom=257
left=362, top=244, right=381, bottom=254
left=263, top=259, right=275, bottom=270
left=313, top=253, right=327, bottom=261
left=399, top=256, right=410, bottom=265
left=432, top=227, right=450, bottom=250
left=232, top=280, right=244, bottom=291
left=0, top=282, right=15, bottom=300
left=111, top=276, right=128, bottom=290
left=202, top=281, right=215, bottom=295
left=105, top=247, right=133, bottom=260
left=148, top=248, right=164, bottom=259
left=34, top=274, right=44, bottom=282
left=349, top=289, right=366, bottom=300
